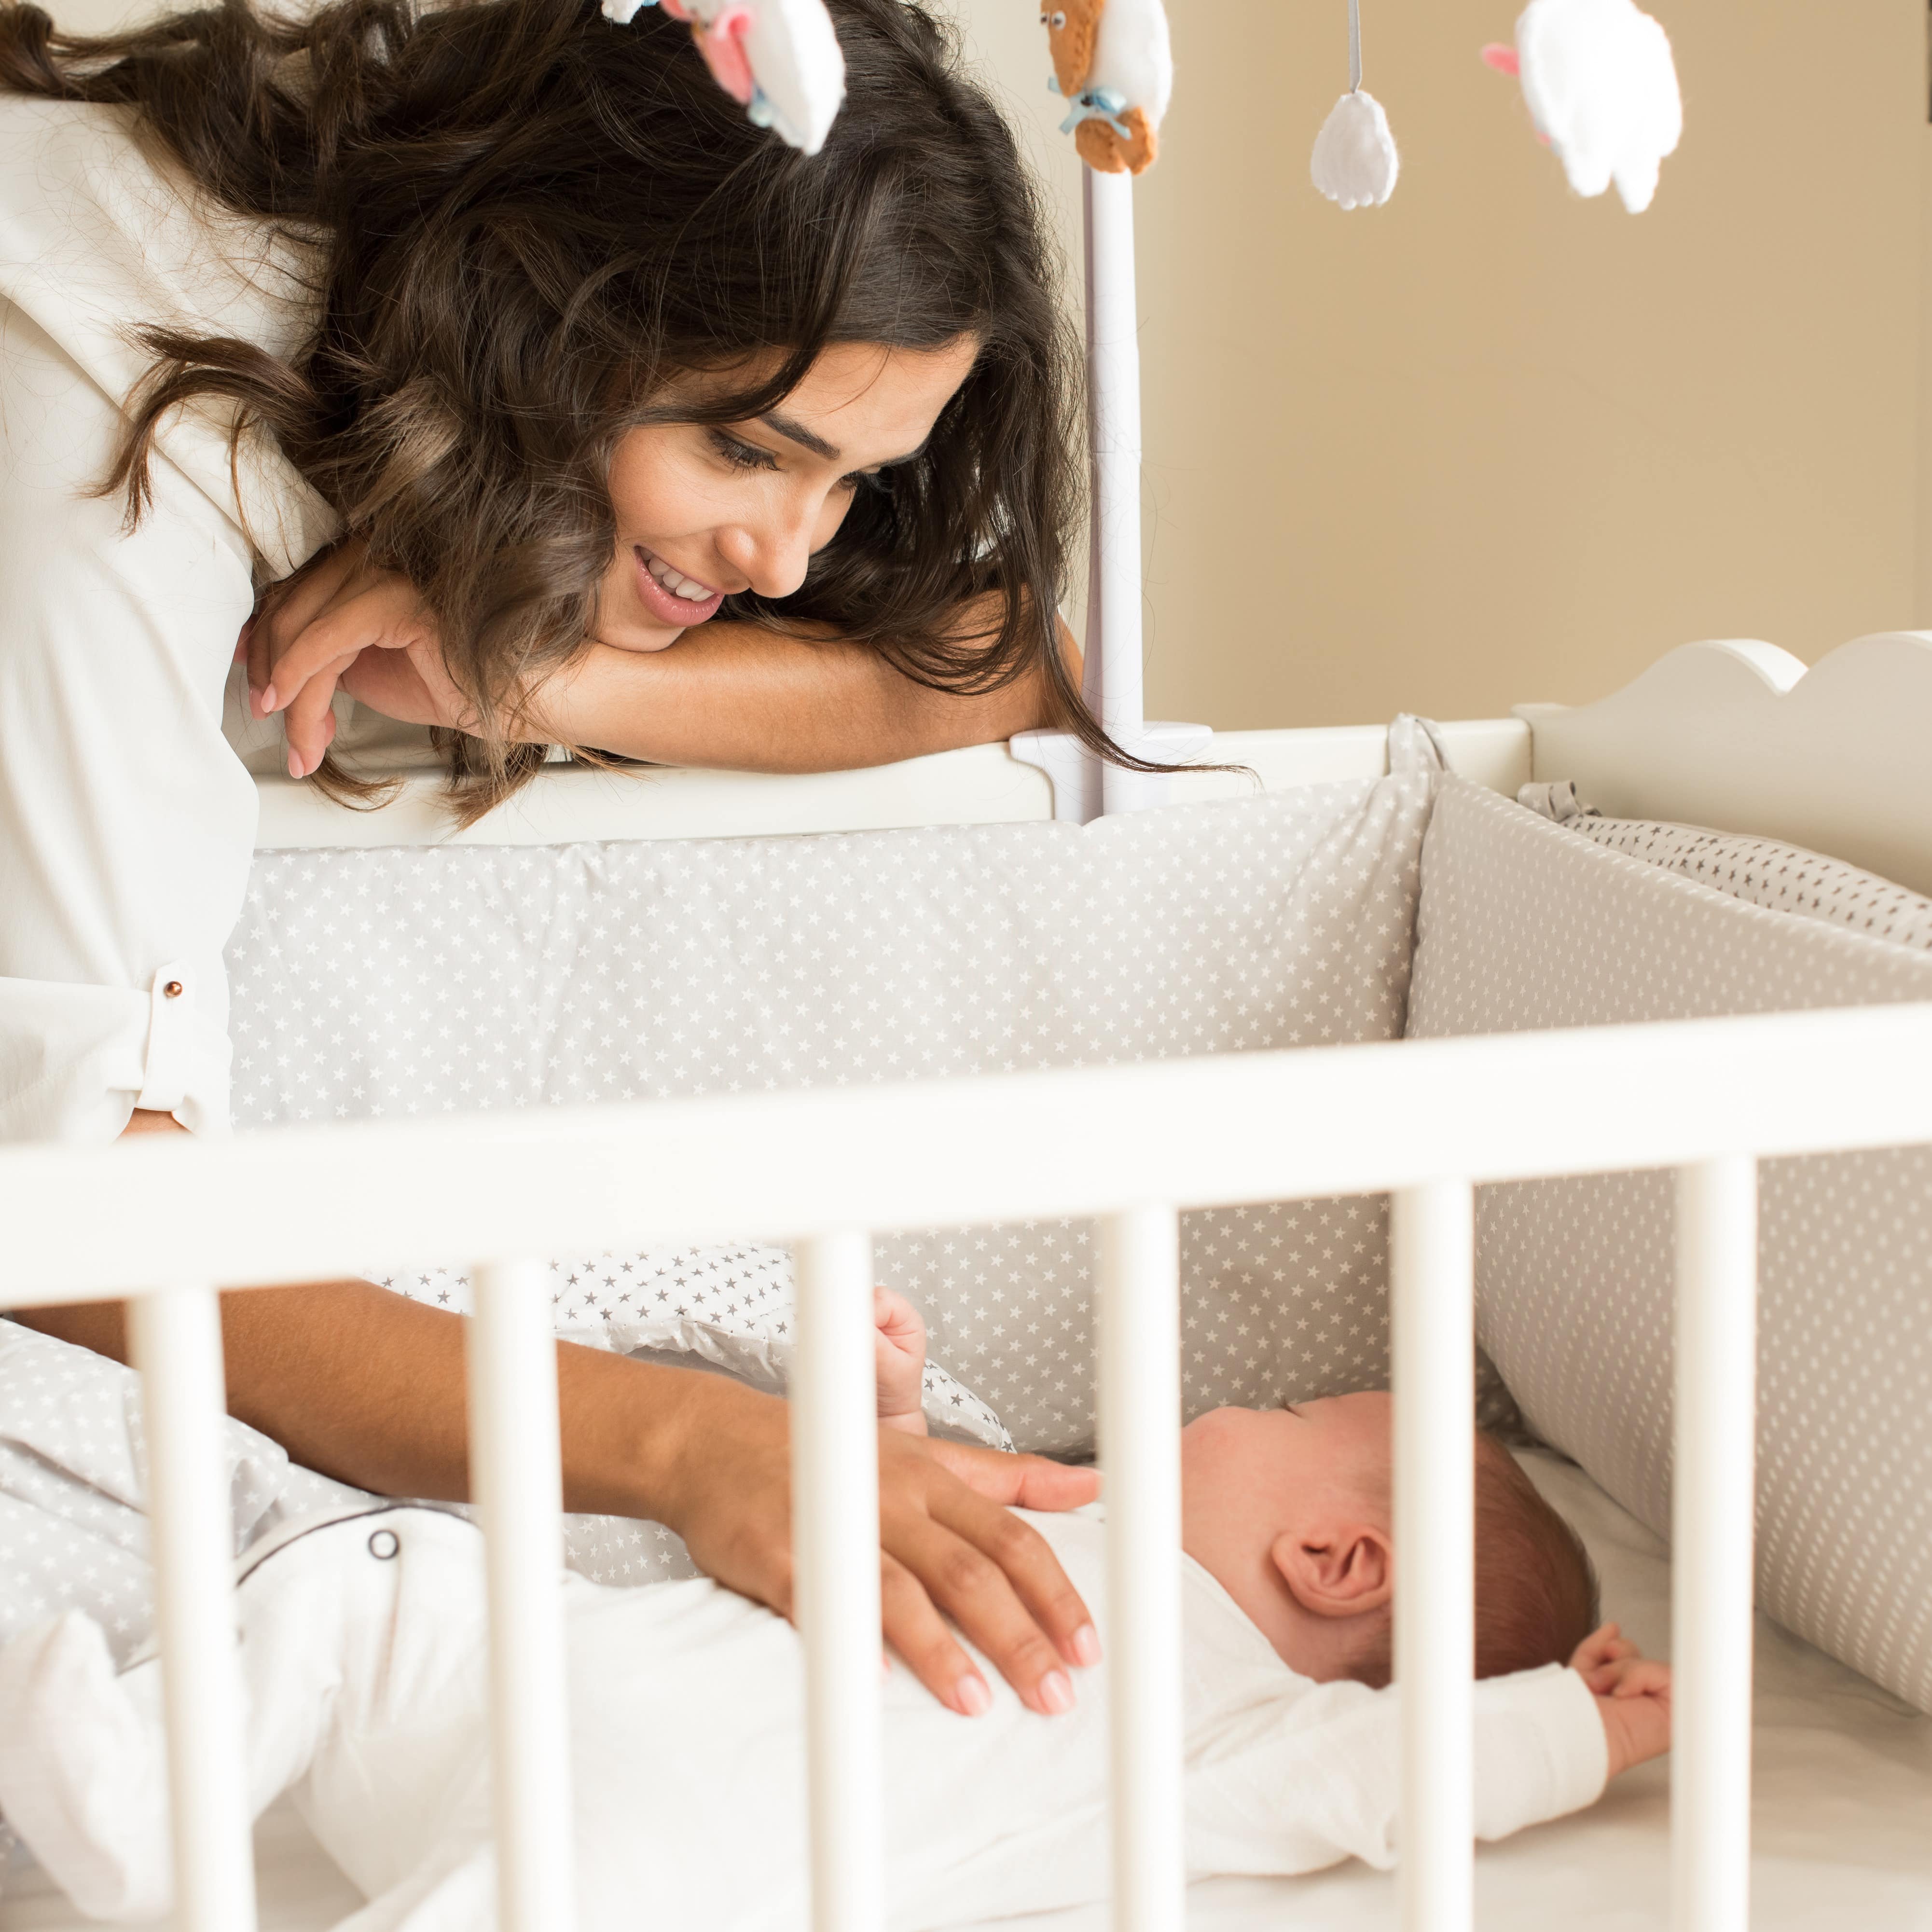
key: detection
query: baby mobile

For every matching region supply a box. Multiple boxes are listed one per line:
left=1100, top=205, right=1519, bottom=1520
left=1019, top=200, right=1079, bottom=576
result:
left=1313, top=0, right=1684, bottom=214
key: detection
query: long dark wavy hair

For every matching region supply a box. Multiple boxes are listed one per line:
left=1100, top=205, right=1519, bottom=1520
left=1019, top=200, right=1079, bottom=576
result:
left=0, top=0, right=1104, bottom=818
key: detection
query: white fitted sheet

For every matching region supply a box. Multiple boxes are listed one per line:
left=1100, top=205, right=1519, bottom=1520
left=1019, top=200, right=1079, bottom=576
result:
left=3, top=1453, right=1927, bottom=1932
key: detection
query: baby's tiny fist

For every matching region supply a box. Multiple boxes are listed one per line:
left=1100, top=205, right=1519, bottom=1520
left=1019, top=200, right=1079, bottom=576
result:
left=873, top=1286, right=929, bottom=1435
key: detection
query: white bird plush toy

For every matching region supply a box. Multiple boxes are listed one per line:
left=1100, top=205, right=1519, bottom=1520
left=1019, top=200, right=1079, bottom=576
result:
left=1483, top=0, right=1682, bottom=213
left=601, top=0, right=846, bottom=156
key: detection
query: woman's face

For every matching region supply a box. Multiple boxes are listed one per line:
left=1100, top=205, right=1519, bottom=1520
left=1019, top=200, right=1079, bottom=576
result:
left=595, top=337, right=980, bottom=652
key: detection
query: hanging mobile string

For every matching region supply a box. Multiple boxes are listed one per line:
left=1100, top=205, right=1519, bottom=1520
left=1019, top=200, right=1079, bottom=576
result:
left=1311, top=0, right=1399, bottom=207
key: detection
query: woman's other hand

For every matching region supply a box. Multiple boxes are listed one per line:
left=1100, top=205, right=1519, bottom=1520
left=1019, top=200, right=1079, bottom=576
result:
left=873, top=1285, right=929, bottom=1435
left=656, top=1371, right=1102, bottom=1718
left=244, top=539, right=476, bottom=778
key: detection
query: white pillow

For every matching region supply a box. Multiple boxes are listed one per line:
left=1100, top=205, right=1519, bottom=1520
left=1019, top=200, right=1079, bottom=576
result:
left=229, top=746, right=1442, bottom=1453
left=1408, top=777, right=1932, bottom=1713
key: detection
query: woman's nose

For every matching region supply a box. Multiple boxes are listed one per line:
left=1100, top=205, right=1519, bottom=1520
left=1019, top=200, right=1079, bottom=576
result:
left=715, top=504, right=815, bottom=600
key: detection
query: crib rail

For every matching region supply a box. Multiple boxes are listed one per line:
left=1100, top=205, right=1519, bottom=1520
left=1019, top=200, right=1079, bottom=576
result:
left=6, top=1001, right=1932, bottom=1932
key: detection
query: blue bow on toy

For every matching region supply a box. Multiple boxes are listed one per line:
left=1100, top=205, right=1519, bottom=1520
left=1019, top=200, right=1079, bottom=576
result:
left=1047, top=74, right=1132, bottom=142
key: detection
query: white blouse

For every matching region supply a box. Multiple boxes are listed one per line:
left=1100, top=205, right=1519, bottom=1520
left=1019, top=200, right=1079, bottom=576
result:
left=0, top=97, right=342, bottom=1144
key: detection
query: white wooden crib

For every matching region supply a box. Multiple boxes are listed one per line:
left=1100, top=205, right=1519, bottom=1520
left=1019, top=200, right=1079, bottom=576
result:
left=4, top=633, right=1932, bottom=1932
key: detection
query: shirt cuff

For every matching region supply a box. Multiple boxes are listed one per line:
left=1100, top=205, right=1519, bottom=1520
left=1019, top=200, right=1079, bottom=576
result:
left=0, top=969, right=232, bottom=1144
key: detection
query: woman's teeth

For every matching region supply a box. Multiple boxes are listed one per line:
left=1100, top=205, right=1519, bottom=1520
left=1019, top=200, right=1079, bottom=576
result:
left=642, top=549, right=716, bottom=603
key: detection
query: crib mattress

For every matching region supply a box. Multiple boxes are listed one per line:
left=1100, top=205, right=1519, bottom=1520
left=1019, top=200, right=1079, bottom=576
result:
left=3, top=1453, right=1927, bottom=1932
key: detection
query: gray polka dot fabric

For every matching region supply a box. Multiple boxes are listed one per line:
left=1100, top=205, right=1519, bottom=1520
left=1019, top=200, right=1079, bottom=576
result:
left=1407, top=777, right=1932, bottom=1713
left=1561, top=818, right=1932, bottom=950
left=226, top=757, right=1443, bottom=1453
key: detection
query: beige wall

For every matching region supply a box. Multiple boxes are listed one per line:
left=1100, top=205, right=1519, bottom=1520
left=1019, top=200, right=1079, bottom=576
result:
left=52, top=0, right=1932, bottom=728
left=958, top=0, right=1931, bottom=728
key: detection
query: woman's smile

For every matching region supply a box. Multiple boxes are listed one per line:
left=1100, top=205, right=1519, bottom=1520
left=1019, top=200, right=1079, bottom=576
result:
left=634, top=544, right=726, bottom=629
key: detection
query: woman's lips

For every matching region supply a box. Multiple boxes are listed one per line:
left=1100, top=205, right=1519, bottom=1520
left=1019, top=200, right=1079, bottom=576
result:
left=633, top=545, right=725, bottom=628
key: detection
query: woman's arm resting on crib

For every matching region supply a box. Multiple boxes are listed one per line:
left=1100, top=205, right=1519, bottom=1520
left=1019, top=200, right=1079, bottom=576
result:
left=248, top=541, right=1074, bottom=777
left=526, top=621, right=1062, bottom=773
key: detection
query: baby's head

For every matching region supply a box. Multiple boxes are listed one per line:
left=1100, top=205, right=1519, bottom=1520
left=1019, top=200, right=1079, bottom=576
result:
left=1179, top=1392, right=1599, bottom=1686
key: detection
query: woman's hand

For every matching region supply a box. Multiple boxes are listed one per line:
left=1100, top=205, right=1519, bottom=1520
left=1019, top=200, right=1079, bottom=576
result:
left=655, top=1370, right=1102, bottom=1718
left=244, top=539, right=476, bottom=778
left=873, top=1286, right=930, bottom=1435
left=1570, top=1622, right=1672, bottom=1777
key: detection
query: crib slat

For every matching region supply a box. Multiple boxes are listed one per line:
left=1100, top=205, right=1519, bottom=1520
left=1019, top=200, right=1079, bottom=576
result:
left=467, top=1257, right=577, bottom=1932
left=1098, top=1204, right=1184, bottom=1932
left=1392, top=1181, right=1476, bottom=1932
left=128, top=1284, right=258, bottom=1932
left=1671, top=1156, right=1758, bottom=1932
left=793, top=1231, right=886, bottom=1932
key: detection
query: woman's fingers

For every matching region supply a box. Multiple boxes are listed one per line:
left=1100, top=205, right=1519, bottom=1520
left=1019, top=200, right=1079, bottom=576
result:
left=924, top=1436, right=1101, bottom=1514
left=881, top=1503, right=1077, bottom=1715
left=282, top=665, right=347, bottom=779
left=880, top=1439, right=1100, bottom=1689
left=248, top=539, right=366, bottom=712
left=878, top=1553, right=989, bottom=1717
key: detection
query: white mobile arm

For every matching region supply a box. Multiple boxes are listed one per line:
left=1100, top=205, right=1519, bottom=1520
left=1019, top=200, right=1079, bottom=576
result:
left=1013, top=0, right=1208, bottom=823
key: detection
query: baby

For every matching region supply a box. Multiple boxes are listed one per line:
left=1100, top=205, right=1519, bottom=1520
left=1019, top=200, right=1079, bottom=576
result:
left=0, top=1293, right=1669, bottom=1931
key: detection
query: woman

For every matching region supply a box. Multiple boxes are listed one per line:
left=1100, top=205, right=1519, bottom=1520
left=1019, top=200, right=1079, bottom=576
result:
left=0, top=0, right=1107, bottom=1719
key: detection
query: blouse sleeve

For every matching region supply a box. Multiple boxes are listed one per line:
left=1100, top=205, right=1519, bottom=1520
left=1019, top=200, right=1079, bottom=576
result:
left=0, top=298, right=260, bottom=1144
left=1187, top=1662, right=1610, bottom=1879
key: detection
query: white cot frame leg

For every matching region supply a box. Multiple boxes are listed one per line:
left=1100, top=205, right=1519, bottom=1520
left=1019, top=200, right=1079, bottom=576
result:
left=792, top=1231, right=887, bottom=1932
left=1671, top=1156, right=1759, bottom=1932
left=1098, top=1203, right=1186, bottom=1932
left=1391, top=1182, right=1477, bottom=1932
left=467, top=1257, right=578, bottom=1932
left=128, top=1283, right=257, bottom=1932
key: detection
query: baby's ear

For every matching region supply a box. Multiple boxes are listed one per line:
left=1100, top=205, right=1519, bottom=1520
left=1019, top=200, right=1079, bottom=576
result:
left=1270, top=1524, right=1393, bottom=1618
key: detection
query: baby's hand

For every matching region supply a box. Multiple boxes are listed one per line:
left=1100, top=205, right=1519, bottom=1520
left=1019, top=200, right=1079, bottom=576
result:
left=874, top=1287, right=929, bottom=1435
left=1569, top=1622, right=1672, bottom=1778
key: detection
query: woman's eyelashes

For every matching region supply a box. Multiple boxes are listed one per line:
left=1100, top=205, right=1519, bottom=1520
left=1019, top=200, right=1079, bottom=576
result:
left=707, top=428, right=887, bottom=494
left=707, top=429, right=776, bottom=473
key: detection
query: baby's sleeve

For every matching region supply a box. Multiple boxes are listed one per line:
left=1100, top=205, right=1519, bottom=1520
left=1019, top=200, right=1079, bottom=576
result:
left=1187, top=1663, right=1609, bottom=1880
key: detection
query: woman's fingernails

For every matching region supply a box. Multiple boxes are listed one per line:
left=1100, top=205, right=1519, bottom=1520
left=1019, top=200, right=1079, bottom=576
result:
left=954, top=1674, right=993, bottom=1718
left=261, top=683, right=277, bottom=713
left=287, top=749, right=303, bottom=780
left=1070, top=1624, right=1102, bottom=1670
left=1038, top=1670, right=1076, bottom=1715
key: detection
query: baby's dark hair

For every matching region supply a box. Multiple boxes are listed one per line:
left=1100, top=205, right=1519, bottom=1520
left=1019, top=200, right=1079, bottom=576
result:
left=1347, top=1430, right=1601, bottom=1689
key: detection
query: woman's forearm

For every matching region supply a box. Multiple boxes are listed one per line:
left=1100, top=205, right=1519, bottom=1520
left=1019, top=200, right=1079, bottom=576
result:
left=536, top=621, right=1060, bottom=772
left=14, top=1275, right=729, bottom=1520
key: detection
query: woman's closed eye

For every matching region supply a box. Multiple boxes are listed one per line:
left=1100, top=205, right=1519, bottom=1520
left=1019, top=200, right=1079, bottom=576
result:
left=708, top=427, right=884, bottom=494
left=707, top=428, right=778, bottom=474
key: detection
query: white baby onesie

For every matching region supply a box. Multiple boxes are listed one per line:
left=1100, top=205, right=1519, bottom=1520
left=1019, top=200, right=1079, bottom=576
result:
left=0, top=1502, right=1607, bottom=1930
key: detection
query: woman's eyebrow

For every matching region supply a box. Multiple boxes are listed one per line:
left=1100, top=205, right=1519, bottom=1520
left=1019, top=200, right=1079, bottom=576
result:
left=758, top=410, right=842, bottom=460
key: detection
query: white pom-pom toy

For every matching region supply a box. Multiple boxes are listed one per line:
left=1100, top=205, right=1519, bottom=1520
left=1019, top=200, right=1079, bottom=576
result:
left=1483, top=0, right=1682, bottom=213
left=601, top=0, right=846, bottom=156
left=1312, top=0, right=1399, bottom=210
